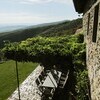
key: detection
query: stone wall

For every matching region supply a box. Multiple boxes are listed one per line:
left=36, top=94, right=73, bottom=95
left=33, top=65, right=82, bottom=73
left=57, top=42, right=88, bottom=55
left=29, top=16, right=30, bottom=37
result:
left=83, top=0, right=100, bottom=99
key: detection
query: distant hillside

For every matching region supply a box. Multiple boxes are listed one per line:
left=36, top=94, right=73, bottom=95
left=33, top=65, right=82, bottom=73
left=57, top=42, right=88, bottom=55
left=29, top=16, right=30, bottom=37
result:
left=40, top=18, right=82, bottom=37
left=0, top=25, right=28, bottom=33
left=0, top=18, right=82, bottom=48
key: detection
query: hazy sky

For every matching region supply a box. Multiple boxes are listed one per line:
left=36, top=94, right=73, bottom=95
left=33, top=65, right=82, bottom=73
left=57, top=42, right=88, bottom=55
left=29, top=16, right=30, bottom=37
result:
left=0, top=0, right=79, bottom=25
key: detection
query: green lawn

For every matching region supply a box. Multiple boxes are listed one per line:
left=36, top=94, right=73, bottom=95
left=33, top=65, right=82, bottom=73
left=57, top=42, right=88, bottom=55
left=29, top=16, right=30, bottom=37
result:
left=0, top=60, right=38, bottom=100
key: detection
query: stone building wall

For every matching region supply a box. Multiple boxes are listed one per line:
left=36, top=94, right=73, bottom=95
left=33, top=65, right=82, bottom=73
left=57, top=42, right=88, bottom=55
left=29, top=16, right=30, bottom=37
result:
left=83, top=0, right=100, bottom=99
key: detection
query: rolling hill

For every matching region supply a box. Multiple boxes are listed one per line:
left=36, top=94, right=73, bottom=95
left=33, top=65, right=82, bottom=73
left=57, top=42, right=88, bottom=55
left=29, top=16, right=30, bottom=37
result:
left=0, top=18, right=82, bottom=48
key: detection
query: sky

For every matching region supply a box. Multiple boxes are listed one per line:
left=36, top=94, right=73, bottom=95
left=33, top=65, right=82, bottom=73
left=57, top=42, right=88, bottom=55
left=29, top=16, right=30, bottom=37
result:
left=0, top=0, right=80, bottom=26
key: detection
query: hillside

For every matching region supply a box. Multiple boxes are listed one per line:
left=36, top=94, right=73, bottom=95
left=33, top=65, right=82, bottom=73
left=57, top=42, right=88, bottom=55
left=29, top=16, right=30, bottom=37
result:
left=0, top=25, right=28, bottom=33
left=0, top=18, right=82, bottom=48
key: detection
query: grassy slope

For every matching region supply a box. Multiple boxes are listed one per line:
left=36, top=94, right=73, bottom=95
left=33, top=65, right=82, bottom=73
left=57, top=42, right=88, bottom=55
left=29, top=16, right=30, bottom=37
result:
left=0, top=60, right=38, bottom=100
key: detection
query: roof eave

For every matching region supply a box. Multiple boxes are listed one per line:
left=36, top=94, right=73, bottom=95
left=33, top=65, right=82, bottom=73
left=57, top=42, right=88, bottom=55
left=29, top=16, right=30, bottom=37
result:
left=73, top=0, right=87, bottom=13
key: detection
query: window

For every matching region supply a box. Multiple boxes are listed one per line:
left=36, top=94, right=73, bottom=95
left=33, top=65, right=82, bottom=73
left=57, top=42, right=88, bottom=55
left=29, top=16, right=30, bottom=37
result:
left=92, top=4, right=99, bottom=42
left=87, top=13, right=90, bottom=35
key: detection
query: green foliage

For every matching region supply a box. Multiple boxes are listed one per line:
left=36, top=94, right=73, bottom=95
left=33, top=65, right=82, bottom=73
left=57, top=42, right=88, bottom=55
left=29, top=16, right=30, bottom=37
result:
left=2, top=34, right=84, bottom=69
left=0, top=49, right=5, bottom=61
left=75, top=70, right=89, bottom=100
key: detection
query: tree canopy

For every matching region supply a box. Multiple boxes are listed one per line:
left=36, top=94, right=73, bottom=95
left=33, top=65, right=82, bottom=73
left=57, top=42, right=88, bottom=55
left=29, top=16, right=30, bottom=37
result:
left=2, top=34, right=85, bottom=70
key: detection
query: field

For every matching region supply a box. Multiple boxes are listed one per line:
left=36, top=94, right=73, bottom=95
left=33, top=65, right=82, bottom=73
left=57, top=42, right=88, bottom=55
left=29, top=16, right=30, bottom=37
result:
left=0, top=60, right=38, bottom=100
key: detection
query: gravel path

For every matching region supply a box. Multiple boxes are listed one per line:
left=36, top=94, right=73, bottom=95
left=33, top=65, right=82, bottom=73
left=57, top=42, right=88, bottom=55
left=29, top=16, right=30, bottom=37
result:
left=8, top=65, right=43, bottom=100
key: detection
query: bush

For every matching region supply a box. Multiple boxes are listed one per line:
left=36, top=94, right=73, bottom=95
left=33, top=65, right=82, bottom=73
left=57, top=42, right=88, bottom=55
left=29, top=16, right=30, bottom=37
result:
left=75, top=70, right=89, bottom=100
